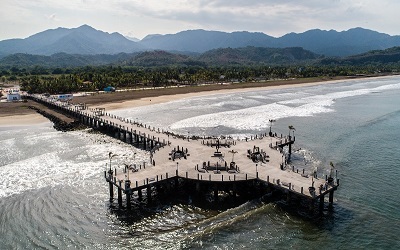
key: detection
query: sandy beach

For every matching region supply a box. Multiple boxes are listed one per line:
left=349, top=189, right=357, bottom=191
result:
left=86, top=77, right=366, bottom=111
left=0, top=75, right=394, bottom=126
left=0, top=114, right=48, bottom=126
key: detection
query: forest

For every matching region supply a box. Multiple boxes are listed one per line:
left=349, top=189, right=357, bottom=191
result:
left=1, top=46, right=400, bottom=94
left=14, top=64, right=397, bottom=94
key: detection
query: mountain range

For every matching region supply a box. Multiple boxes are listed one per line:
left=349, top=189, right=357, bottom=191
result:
left=140, top=28, right=400, bottom=57
left=1, top=25, right=400, bottom=58
left=0, top=46, right=320, bottom=68
left=3, top=45, right=400, bottom=69
left=0, top=25, right=144, bottom=57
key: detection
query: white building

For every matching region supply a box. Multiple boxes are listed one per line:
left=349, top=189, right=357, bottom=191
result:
left=7, top=89, right=21, bottom=102
left=51, top=94, right=73, bottom=102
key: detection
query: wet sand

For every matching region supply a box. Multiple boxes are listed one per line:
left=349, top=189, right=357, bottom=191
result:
left=72, top=76, right=364, bottom=110
left=0, top=75, right=393, bottom=126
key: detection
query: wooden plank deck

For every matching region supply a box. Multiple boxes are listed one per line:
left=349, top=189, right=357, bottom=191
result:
left=29, top=94, right=339, bottom=201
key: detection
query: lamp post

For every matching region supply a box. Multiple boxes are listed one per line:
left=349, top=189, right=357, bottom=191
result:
left=288, top=125, right=295, bottom=140
left=108, top=152, right=117, bottom=177
left=108, top=152, right=114, bottom=170
left=269, top=119, right=276, bottom=136
left=133, top=152, right=137, bottom=171
left=127, top=164, right=130, bottom=180
left=256, top=163, right=258, bottom=178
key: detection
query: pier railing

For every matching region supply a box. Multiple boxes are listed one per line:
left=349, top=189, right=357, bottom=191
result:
left=27, top=94, right=339, bottom=213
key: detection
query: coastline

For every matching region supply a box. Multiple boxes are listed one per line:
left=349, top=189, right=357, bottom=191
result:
left=94, top=75, right=395, bottom=111
left=0, top=74, right=395, bottom=126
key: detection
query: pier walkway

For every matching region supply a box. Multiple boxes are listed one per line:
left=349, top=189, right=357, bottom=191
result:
left=27, top=94, right=339, bottom=212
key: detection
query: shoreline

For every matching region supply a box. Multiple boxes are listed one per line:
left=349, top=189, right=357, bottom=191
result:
left=0, top=74, right=396, bottom=126
left=0, top=114, right=49, bottom=126
left=93, top=74, right=395, bottom=111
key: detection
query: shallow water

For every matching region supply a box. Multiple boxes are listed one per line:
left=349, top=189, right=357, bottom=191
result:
left=1, top=76, right=400, bottom=249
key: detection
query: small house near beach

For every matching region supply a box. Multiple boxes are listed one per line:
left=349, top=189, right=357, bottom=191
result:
left=51, top=94, right=73, bottom=102
left=6, top=89, right=21, bottom=101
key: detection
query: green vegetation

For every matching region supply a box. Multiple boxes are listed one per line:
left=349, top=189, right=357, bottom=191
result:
left=1, top=46, right=399, bottom=94
left=320, top=47, right=400, bottom=65
left=16, top=64, right=397, bottom=94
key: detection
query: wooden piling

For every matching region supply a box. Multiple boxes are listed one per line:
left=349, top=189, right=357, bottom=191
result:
left=109, top=181, right=113, bottom=199
left=329, top=190, right=334, bottom=209
left=319, top=195, right=324, bottom=213
left=118, top=181, right=122, bottom=206
left=138, top=189, right=143, bottom=201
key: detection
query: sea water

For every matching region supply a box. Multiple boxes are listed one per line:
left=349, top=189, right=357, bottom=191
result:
left=1, top=76, right=400, bottom=249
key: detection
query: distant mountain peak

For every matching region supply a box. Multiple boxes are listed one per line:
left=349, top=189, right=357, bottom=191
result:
left=77, top=24, right=95, bottom=30
left=142, top=34, right=163, bottom=41
left=1, top=25, right=400, bottom=57
left=125, top=36, right=140, bottom=42
left=0, top=25, right=144, bottom=56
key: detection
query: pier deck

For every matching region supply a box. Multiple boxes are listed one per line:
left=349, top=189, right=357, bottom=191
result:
left=28, top=94, right=339, bottom=211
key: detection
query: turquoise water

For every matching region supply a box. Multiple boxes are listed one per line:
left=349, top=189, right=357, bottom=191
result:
left=1, top=76, right=400, bottom=249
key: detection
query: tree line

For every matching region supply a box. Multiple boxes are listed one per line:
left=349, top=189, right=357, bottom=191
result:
left=5, top=64, right=397, bottom=94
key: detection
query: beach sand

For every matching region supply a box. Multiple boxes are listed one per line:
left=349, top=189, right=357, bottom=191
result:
left=0, top=75, right=393, bottom=126
left=0, top=114, right=48, bottom=126
left=90, top=78, right=353, bottom=110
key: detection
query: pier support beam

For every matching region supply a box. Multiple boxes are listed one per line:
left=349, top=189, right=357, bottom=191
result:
left=329, top=191, right=334, bottom=209
left=214, top=185, right=218, bottom=203
left=118, top=181, right=122, bottom=206
left=109, top=181, right=114, bottom=199
left=138, top=189, right=143, bottom=201
left=232, top=183, right=237, bottom=200
left=175, top=176, right=179, bottom=189
left=126, top=192, right=131, bottom=209
left=147, top=186, right=152, bottom=203
left=125, top=180, right=131, bottom=209
left=286, top=191, right=291, bottom=205
left=309, top=199, right=315, bottom=213
left=319, top=195, right=325, bottom=213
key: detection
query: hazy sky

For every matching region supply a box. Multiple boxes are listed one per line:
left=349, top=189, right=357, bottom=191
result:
left=1, top=0, right=399, bottom=40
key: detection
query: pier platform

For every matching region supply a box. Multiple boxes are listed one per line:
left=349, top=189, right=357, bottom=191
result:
left=27, top=94, right=339, bottom=213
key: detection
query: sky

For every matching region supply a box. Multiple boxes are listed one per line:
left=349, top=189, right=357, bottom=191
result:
left=1, top=0, right=399, bottom=41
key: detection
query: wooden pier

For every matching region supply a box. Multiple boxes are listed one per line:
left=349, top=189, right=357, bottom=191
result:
left=27, top=94, right=339, bottom=213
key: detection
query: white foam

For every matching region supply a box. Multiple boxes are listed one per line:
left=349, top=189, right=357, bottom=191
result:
left=0, top=129, right=149, bottom=198
left=170, top=82, right=400, bottom=131
left=169, top=100, right=333, bottom=131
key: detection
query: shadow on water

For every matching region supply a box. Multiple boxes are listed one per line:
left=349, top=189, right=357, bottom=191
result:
left=107, top=183, right=284, bottom=225
left=106, top=184, right=351, bottom=232
left=272, top=194, right=357, bottom=235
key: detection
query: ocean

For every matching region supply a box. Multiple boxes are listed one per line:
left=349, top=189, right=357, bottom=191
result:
left=1, top=76, right=400, bottom=249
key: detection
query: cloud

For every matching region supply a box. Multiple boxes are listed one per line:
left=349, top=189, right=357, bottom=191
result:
left=111, top=0, right=378, bottom=36
left=1, top=0, right=400, bottom=40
